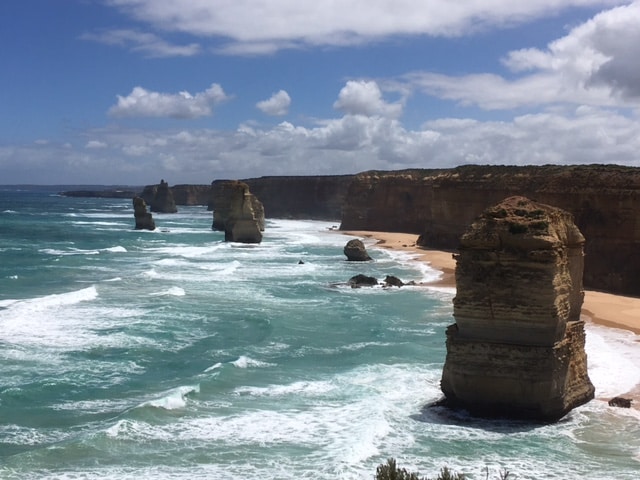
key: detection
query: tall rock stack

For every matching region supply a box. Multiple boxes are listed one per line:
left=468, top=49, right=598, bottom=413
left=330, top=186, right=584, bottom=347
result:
left=441, top=196, right=594, bottom=421
left=133, top=196, right=156, bottom=230
left=210, top=180, right=264, bottom=243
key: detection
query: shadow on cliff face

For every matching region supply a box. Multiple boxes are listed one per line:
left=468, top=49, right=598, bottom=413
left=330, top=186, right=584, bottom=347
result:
left=409, top=401, right=575, bottom=432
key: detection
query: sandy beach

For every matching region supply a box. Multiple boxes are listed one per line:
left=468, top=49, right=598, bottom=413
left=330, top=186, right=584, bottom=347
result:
left=344, top=230, right=640, bottom=405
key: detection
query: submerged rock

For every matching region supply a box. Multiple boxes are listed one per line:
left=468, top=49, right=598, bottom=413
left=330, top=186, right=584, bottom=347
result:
left=133, top=196, right=155, bottom=230
left=608, top=397, right=632, bottom=408
left=440, top=196, right=595, bottom=421
left=343, top=239, right=372, bottom=261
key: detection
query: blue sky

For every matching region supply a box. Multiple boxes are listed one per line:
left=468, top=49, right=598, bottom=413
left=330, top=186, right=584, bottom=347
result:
left=1, top=0, right=639, bottom=185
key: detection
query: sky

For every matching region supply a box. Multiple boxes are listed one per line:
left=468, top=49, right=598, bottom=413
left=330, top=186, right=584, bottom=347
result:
left=1, top=0, right=640, bottom=185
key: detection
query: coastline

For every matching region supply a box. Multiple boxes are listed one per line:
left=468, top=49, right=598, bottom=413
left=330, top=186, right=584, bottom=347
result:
left=343, top=229, right=640, bottom=406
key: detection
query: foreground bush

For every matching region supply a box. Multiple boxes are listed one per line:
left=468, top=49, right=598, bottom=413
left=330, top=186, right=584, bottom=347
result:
left=375, top=458, right=465, bottom=480
left=375, top=458, right=512, bottom=480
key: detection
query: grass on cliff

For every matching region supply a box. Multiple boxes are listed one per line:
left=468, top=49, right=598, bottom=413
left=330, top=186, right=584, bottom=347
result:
left=375, top=458, right=512, bottom=480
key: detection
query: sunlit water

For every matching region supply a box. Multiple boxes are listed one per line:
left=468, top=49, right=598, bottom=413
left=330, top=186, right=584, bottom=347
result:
left=1, top=188, right=639, bottom=479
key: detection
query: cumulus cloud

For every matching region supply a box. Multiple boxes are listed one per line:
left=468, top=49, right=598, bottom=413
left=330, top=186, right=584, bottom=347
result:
left=400, top=2, right=640, bottom=109
left=256, top=90, right=291, bottom=116
left=6, top=103, right=639, bottom=185
left=85, top=140, right=108, bottom=149
left=81, top=29, right=201, bottom=57
left=334, top=81, right=403, bottom=118
left=106, top=0, right=627, bottom=54
left=108, top=83, right=230, bottom=118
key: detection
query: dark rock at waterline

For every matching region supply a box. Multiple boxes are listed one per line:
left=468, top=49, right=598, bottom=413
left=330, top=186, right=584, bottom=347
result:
left=383, top=275, right=405, bottom=287
left=608, top=397, right=633, bottom=408
left=348, top=274, right=378, bottom=288
left=343, top=239, right=372, bottom=261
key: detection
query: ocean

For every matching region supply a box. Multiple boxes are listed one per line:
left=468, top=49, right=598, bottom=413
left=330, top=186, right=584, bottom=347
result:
left=0, top=187, right=639, bottom=480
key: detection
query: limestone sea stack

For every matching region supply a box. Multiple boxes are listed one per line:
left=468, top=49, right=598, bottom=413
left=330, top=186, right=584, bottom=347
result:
left=210, top=180, right=264, bottom=243
left=133, top=196, right=155, bottom=230
left=440, top=196, right=594, bottom=421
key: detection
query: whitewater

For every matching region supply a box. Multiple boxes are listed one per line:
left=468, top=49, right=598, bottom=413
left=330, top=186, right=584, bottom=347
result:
left=0, top=187, right=638, bottom=479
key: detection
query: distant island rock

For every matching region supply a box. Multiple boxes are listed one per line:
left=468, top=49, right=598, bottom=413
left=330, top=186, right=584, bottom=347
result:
left=440, top=196, right=595, bottom=421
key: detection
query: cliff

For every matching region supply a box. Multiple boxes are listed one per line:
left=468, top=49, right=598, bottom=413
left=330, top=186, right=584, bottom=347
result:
left=440, top=197, right=594, bottom=420
left=242, top=175, right=353, bottom=220
left=339, top=165, right=640, bottom=295
left=171, top=184, right=211, bottom=205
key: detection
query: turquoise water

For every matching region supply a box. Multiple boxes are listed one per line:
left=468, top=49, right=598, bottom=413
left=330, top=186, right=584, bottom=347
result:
left=1, top=188, right=639, bottom=479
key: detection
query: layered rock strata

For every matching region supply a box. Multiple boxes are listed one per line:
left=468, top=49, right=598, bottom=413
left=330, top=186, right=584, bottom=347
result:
left=440, top=196, right=595, bottom=421
left=210, top=181, right=264, bottom=243
left=133, top=196, right=155, bottom=230
left=339, top=165, right=640, bottom=295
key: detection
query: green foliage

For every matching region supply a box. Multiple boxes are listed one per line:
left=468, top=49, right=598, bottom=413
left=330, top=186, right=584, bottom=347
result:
left=374, top=459, right=466, bottom=480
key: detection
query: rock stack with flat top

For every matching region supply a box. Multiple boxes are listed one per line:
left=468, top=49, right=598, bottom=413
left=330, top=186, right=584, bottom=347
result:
left=440, top=196, right=594, bottom=421
left=210, top=180, right=264, bottom=243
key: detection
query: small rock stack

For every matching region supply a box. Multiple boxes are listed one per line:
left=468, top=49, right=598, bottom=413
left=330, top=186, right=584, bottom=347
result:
left=441, top=196, right=594, bottom=421
left=133, top=196, right=155, bottom=230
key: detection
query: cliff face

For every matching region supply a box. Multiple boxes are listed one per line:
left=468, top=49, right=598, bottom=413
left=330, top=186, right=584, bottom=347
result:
left=140, top=180, right=178, bottom=213
left=242, top=175, right=353, bottom=220
left=340, top=165, right=640, bottom=295
left=441, top=197, right=594, bottom=420
left=171, top=184, right=211, bottom=205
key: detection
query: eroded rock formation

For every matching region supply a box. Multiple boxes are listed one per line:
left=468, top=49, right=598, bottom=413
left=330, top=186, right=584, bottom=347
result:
left=210, top=181, right=264, bottom=243
left=440, top=196, right=595, bottom=421
left=343, top=239, right=372, bottom=261
left=140, top=180, right=178, bottom=213
left=133, top=196, right=155, bottom=230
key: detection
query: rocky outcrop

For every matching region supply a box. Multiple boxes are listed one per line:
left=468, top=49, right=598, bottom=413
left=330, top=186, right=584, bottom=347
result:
left=343, top=239, right=372, bottom=261
left=133, top=196, right=155, bottom=230
left=140, top=180, right=178, bottom=213
left=339, top=165, right=640, bottom=296
left=440, top=197, right=595, bottom=421
left=210, top=181, right=264, bottom=243
left=348, top=274, right=378, bottom=288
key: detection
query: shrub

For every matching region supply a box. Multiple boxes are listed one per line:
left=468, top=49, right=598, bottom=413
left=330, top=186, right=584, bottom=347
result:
left=375, top=458, right=465, bottom=480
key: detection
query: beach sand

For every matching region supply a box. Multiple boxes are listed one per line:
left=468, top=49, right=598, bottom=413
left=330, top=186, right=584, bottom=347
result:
left=343, top=230, right=640, bottom=406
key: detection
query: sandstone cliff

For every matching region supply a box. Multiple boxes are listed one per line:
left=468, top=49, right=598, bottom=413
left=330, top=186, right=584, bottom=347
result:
left=210, top=180, right=264, bottom=243
left=441, top=197, right=594, bottom=420
left=340, top=165, right=640, bottom=295
left=171, top=184, right=211, bottom=205
left=242, top=175, right=353, bottom=220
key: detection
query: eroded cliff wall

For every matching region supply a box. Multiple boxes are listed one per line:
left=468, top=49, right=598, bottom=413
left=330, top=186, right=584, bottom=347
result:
left=340, top=165, right=640, bottom=295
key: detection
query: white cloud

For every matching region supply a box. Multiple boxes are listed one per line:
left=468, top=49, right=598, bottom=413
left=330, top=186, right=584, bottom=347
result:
left=334, top=81, right=403, bottom=118
left=5, top=103, right=639, bottom=184
left=106, top=0, right=627, bottom=54
left=256, top=90, right=291, bottom=116
left=81, top=29, right=201, bottom=57
left=108, top=83, right=230, bottom=118
left=86, top=140, right=108, bottom=149
left=400, top=2, right=640, bottom=109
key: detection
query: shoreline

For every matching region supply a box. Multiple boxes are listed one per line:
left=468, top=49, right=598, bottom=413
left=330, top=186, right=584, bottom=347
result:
left=343, top=229, right=640, bottom=407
